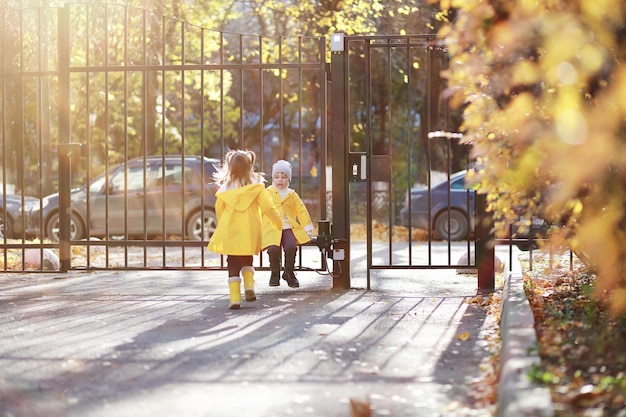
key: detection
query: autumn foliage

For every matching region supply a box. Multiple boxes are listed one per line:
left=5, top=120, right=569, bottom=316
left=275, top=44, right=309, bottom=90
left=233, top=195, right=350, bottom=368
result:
left=523, top=253, right=626, bottom=415
left=436, top=0, right=626, bottom=313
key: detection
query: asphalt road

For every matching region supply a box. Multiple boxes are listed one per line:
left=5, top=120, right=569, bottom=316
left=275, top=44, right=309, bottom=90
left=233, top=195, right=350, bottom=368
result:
left=0, top=247, right=503, bottom=417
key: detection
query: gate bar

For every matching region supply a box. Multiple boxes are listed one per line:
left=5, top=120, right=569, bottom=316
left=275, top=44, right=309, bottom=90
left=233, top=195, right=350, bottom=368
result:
left=476, top=193, right=495, bottom=290
left=58, top=5, right=71, bottom=272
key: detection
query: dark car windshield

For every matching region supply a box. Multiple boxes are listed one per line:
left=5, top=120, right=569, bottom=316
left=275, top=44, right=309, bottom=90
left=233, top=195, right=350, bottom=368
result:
left=202, top=160, right=219, bottom=182
left=89, top=176, right=106, bottom=194
left=449, top=175, right=467, bottom=190
left=413, top=171, right=468, bottom=192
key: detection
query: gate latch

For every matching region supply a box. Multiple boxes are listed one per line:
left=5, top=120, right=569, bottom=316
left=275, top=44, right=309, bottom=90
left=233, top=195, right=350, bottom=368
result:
left=349, top=152, right=366, bottom=182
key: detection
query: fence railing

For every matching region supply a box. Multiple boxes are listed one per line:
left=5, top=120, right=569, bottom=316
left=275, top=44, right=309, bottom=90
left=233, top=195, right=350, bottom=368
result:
left=1, top=3, right=327, bottom=272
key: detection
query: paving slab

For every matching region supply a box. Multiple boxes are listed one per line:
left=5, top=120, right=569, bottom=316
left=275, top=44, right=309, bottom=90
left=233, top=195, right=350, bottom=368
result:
left=0, top=267, right=496, bottom=417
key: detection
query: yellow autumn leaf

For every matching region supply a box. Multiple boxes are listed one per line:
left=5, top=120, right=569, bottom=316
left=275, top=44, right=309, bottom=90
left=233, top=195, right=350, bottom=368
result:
left=456, top=332, right=471, bottom=341
left=512, top=60, right=540, bottom=86
left=467, top=295, right=484, bottom=304
left=610, top=288, right=626, bottom=315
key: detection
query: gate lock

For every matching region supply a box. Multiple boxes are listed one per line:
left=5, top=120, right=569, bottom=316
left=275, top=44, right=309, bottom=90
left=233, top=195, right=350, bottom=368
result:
left=349, top=152, right=367, bottom=182
left=309, top=219, right=346, bottom=274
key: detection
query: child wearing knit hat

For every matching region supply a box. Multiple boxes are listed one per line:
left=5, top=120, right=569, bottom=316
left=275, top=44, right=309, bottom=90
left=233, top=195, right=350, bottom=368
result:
left=261, top=159, right=315, bottom=287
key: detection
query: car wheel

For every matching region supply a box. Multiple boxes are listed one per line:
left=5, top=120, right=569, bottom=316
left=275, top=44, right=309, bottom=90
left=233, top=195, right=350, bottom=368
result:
left=46, top=211, right=85, bottom=242
left=434, top=210, right=469, bottom=241
left=186, top=209, right=217, bottom=241
left=0, top=213, right=12, bottom=239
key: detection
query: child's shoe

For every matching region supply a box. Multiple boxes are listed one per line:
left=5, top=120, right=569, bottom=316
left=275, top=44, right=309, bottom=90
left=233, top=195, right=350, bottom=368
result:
left=228, top=277, right=241, bottom=309
left=269, top=268, right=281, bottom=286
left=282, top=270, right=299, bottom=288
left=241, top=266, right=256, bottom=302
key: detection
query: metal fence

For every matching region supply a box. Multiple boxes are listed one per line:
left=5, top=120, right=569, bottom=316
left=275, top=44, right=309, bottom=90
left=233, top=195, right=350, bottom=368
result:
left=1, top=3, right=327, bottom=272
left=2, top=5, right=540, bottom=290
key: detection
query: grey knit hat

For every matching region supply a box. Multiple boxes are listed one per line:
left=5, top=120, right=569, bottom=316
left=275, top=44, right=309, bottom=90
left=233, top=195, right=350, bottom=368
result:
left=272, top=160, right=292, bottom=180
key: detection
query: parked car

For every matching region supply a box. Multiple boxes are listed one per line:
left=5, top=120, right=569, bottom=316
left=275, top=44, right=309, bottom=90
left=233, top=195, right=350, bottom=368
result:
left=1, top=193, right=43, bottom=239
left=27, top=155, right=219, bottom=242
left=398, top=170, right=475, bottom=241
left=398, top=169, right=552, bottom=246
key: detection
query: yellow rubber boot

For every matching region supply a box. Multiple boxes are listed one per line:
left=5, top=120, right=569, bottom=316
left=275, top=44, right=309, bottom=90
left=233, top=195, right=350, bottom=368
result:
left=228, top=277, right=241, bottom=309
left=241, top=266, right=256, bottom=302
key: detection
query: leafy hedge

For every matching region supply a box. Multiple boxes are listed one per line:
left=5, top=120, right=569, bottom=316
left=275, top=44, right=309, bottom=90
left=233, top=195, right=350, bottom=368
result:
left=437, top=0, right=626, bottom=313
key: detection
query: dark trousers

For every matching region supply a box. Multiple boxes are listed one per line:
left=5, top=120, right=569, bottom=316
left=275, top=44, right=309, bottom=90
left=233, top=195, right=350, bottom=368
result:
left=226, top=255, right=253, bottom=277
left=267, top=229, right=297, bottom=271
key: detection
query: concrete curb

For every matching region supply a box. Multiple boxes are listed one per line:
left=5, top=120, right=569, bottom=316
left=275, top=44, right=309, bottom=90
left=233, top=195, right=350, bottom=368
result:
left=497, top=271, right=554, bottom=417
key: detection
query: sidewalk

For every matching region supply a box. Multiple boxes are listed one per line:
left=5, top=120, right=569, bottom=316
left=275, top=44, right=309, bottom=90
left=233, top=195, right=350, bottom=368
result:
left=0, top=266, right=502, bottom=417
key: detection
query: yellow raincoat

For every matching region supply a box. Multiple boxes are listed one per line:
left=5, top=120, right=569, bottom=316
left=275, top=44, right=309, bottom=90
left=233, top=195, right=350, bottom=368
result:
left=262, top=185, right=313, bottom=249
left=208, top=183, right=282, bottom=256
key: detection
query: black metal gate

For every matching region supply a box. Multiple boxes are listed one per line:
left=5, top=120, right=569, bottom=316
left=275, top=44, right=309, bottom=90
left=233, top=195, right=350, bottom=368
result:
left=328, top=34, right=494, bottom=289
left=2, top=6, right=496, bottom=288
left=1, top=3, right=327, bottom=272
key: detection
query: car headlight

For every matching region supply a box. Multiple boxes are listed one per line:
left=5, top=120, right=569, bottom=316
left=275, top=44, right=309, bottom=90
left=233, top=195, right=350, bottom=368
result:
left=23, top=198, right=49, bottom=212
left=23, top=200, right=38, bottom=211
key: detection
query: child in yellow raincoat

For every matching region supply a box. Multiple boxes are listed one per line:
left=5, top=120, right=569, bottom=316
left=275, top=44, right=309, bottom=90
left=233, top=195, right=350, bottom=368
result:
left=262, top=159, right=314, bottom=288
left=208, top=150, right=283, bottom=309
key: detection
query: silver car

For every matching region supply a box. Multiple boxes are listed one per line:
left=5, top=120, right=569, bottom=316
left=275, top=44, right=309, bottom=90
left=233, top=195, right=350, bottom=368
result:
left=398, top=170, right=475, bottom=241
left=1, top=193, right=43, bottom=239
left=28, top=155, right=219, bottom=242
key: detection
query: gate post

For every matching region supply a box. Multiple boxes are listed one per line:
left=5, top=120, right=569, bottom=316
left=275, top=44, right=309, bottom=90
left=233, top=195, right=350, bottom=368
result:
left=58, top=5, right=71, bottom=273
left=330, top=33, right=350, bottom=289
left=58, top=143, right=84, bottom=272
left=476, top=193, right=495, bottom=290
